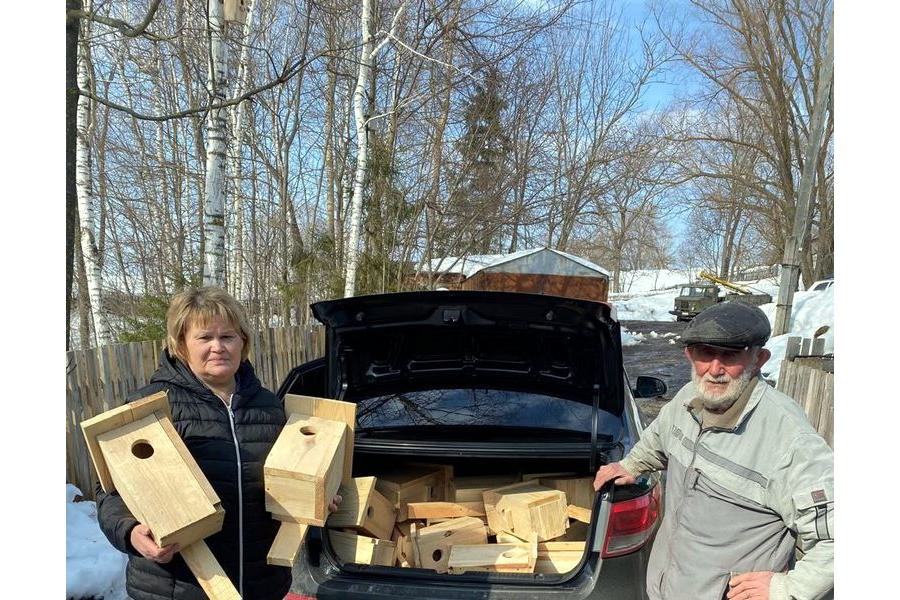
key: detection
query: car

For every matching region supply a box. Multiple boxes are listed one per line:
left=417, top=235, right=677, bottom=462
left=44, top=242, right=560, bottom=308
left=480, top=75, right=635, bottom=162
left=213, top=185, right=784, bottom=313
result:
left=807, top=278, right=833, bottom=292
left=277, top=290, right=666, bottom=600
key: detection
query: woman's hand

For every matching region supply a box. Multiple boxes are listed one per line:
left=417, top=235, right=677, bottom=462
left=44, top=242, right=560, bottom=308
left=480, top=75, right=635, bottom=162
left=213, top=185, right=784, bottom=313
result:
left=130, top=524, right=180, bottom=563
left=327, top=494, right=343, bottom=514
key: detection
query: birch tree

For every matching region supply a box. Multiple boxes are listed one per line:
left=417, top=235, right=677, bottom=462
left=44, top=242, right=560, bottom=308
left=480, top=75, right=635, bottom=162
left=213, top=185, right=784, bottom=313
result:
left=227, top=0, right=257, bottom=301
left=202, top=0, right=229, bottom=287
left=344, top=0, right=408, bottom=297
left=76, top=4, right=113, bottom=347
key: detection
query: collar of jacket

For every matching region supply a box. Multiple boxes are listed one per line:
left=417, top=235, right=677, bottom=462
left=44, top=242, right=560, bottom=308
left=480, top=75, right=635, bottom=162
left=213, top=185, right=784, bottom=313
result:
left=151, top=348, right=263, bottom=407
left=685, top=376, right=763, bottom=431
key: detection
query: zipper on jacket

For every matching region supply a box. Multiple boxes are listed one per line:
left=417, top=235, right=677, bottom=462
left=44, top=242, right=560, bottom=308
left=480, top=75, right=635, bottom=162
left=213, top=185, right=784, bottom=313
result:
left=224, top=398, right=244, bottom=598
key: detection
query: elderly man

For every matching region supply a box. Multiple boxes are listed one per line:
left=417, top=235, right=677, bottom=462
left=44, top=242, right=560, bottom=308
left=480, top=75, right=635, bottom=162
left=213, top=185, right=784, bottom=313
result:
left=595, top=302, right=833, bottom=600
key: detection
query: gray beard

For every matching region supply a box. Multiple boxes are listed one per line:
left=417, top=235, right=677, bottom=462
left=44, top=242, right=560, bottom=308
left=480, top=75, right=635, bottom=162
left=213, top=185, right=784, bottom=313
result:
left=692, top=367, right=755, bottom=412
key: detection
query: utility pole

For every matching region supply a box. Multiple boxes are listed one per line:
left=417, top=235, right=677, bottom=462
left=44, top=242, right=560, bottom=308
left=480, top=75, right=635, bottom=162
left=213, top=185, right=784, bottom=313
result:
left=772, top=20, right=833, bottom=336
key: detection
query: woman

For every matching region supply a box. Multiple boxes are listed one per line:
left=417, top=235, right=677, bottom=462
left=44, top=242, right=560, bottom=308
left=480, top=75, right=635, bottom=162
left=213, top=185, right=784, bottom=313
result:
left=97, top=287, right=337, bottom=600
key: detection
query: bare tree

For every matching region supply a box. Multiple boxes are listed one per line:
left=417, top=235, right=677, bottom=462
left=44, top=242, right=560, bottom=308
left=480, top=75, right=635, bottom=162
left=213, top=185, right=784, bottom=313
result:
left=657, top=0, right=833, bottom=287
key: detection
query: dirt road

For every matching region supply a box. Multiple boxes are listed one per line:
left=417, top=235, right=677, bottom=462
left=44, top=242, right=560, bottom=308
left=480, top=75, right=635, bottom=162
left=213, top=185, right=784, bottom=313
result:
left=621, top=320, right=691, bottom=424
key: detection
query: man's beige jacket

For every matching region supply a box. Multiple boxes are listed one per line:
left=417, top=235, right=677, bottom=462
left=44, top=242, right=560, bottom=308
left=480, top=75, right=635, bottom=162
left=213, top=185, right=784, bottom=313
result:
left=620, top=376, right=833, bottom=600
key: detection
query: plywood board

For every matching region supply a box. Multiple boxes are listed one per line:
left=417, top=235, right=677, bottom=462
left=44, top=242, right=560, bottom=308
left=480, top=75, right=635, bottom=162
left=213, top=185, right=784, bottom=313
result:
left=327, top=476, right=396, bottom=540
left=283, top=394, right=356, bottom=484
left=329, top=530, right=396, bottom=567
left=265, top=414, right=347, bottom=525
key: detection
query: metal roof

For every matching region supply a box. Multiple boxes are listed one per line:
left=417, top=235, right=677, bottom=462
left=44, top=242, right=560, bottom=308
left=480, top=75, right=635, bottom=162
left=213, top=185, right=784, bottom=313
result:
left=426, top=247, right=610, bottom=278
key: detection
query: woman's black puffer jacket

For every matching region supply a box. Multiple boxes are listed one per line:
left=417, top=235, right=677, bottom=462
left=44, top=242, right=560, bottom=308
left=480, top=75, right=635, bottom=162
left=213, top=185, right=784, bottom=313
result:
left=96, top=349, right=291, bottom=600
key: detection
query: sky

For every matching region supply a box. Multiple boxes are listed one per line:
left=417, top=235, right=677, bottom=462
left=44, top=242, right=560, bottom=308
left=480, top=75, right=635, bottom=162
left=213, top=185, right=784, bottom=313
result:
left=65, top=268, right=835, bottom=600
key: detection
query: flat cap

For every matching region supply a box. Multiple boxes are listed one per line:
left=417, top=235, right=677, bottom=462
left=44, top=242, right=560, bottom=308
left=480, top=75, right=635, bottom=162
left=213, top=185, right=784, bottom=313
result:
left=680, top=301, right=771, bottom=349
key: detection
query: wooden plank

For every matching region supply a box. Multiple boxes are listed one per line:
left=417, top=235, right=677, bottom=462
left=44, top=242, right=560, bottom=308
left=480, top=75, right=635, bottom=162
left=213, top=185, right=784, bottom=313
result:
left=534, top=541, right=586, bottom=575
left=447, top=535, right=537, bottom=574
left=267, top=522, right=309, bottom=567
left=181, top=541, right=241, bottom=600
left=784, top=337, right=802, bottom=362
left=818, top=374, right=834, bottom=448
left=566, top=505, right=592, bottom=524
left=406, top=501, right=485, bottom=519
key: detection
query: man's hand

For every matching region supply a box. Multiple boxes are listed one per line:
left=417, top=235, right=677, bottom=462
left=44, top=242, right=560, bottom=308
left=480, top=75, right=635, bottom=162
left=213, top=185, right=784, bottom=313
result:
left=130, top=523, right=180, bottom=563
left=327, top=494, right=343, bottom=514
left=593, top=462, right=638, bottom=491
left=726, top=571, right=774, bottom=600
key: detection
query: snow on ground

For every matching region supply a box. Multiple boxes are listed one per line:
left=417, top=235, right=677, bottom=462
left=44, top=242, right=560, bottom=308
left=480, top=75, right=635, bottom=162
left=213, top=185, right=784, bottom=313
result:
left=612, top=273, right=833, bottom=383
left=67, top=484, right=128, bottom=600
left=66, top=269, right=834, bottom=599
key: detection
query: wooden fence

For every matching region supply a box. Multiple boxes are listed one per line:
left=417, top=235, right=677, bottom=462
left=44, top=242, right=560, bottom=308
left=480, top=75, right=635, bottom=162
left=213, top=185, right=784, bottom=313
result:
left=65, top=325, right=325, bottom=499
left=776, top=336, right=834, bottom=448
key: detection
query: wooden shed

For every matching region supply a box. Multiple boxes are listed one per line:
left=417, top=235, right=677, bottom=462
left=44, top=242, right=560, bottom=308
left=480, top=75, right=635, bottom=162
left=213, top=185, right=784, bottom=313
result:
left=423, top=248, right=610, bottom=303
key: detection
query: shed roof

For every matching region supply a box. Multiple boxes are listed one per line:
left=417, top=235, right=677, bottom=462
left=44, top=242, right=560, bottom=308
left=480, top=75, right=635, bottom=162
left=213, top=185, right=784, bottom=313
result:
left=426, top=247, right=610, bottom=279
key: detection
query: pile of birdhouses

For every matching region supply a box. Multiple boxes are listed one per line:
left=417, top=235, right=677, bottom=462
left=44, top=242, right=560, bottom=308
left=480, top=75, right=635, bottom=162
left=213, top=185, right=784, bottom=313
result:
left=324, top=464, right=597, bottom=575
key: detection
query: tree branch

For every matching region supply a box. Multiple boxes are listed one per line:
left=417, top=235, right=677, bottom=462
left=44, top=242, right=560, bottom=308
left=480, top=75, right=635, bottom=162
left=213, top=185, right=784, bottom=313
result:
left=68, top=0, right=163, bottom=40
left=78, top=54, right=323, bottom=122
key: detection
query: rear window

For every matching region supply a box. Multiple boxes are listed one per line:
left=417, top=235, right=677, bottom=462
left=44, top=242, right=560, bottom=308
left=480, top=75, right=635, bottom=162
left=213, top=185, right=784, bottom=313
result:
left=355, top=388, right=624, bottom=437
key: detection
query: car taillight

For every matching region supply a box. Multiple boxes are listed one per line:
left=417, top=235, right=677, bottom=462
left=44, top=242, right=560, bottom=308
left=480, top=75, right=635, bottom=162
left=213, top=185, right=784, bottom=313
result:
left=284, top=594, right=316, bottom=600
left=601, top=484, right=661, bottom=558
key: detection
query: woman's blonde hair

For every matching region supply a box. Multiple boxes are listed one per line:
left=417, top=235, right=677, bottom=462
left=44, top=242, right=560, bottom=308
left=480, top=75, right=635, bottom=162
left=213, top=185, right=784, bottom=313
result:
left=165, top=287, right=252, bottom=363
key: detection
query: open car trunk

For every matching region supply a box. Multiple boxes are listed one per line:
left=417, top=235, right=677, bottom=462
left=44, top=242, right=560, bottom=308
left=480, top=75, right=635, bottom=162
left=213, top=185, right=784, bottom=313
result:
left=324, top=450, right=611, bottom=577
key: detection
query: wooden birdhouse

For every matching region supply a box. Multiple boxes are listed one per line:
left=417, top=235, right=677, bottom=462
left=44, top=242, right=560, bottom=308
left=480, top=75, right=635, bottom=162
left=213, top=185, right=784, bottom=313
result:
left=264, top=394, right=356, bottom=566
left=483, top=480, right=568, bottom=541
left=80, top=392, right=239, bottom=600
left=264, top=413, right=348, bottom=525
left=224, top=0, right=249, bottom=24
left=411, top=516, right=488, bottom=573
left=327, top=476, right=396, bottom=541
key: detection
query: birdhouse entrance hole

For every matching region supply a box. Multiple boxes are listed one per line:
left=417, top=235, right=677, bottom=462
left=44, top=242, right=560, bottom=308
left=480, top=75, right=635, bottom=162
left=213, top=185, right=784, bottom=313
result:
left=131, top=440, right=155, bottom=459
left=299, top=425, right=317, bottom=436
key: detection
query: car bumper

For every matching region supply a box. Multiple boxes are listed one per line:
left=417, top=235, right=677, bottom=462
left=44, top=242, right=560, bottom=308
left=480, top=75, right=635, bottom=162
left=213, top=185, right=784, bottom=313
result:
left=289, top=529, right=653, bottom=600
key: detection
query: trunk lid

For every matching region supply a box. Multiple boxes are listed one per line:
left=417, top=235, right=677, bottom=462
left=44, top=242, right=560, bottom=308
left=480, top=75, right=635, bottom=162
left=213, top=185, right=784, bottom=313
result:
left=310, top=290, right=625, bottom=416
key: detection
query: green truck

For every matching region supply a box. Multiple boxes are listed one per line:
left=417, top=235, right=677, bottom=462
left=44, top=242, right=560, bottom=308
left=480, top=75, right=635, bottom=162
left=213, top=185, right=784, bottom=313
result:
left=669, top=271, right=773, bottom=322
